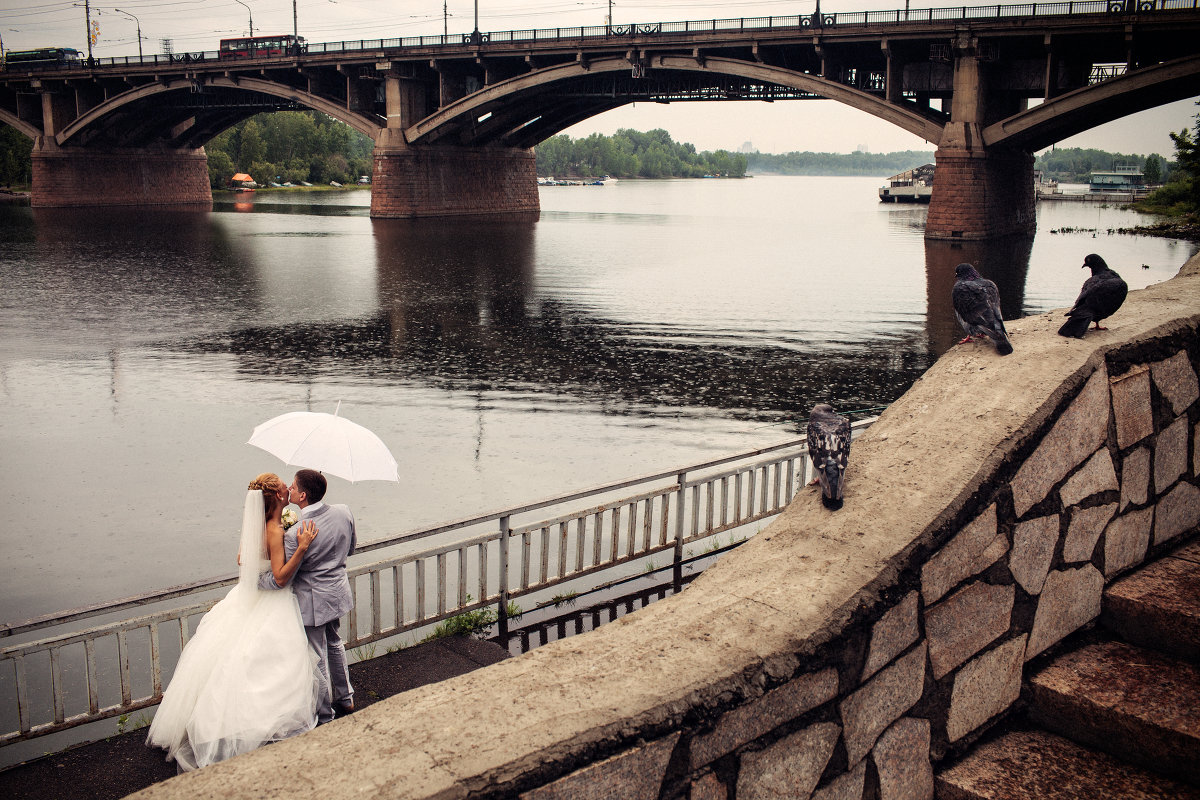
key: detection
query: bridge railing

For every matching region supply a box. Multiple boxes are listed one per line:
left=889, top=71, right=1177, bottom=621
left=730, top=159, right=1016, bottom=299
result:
left=4, top=0, right=1198, bottom=72
left=0, top=418, right=876, bottom=750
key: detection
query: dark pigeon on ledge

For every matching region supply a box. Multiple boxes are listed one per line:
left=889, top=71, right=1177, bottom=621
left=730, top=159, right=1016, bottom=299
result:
left=1058, top=253, right=1128, bottom=338
left=952, top=263, right=1013, bottom=355
left=807, top=404, right=851, bottom=511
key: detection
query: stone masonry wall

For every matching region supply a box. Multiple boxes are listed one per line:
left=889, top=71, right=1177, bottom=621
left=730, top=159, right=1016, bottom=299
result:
left=31, top=143, right=212, bottom=208
left=132, top=254, right=1200, bottom=800
left=370, top=145, right=539, bottom=218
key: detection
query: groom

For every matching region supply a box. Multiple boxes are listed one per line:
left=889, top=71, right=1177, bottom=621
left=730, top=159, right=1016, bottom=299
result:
left=260, top=468, right=356, bottom=724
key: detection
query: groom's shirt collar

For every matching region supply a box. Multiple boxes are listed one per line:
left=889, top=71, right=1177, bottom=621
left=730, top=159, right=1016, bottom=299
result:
left=302, top=501, right=326, bottom=516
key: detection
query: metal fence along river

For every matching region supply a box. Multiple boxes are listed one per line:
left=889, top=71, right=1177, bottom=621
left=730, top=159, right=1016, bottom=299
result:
left=0, top=419, right=874, bottom=749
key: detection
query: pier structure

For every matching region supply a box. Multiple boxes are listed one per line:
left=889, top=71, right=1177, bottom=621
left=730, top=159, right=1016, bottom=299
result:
left=2, top=3, right=1200, bottom=235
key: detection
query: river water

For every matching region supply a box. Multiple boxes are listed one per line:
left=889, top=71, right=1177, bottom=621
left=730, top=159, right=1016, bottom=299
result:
left=0, top=177, right=1194, bottom=624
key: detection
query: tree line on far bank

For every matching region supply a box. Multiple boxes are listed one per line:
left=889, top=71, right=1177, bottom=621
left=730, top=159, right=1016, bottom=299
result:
left=535, top=129, right=747, bottom=178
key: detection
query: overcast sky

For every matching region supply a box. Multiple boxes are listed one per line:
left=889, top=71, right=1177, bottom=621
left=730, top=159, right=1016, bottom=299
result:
left=3, top=0, right=1196, bottom=156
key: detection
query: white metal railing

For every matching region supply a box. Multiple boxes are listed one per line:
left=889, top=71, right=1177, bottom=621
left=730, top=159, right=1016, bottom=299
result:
left=0, top=418, right=876, bottom=748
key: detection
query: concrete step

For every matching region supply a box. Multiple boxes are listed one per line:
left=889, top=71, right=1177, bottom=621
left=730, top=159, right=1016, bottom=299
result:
left=935, top=728, right=1200, bottom=800
left=1028, top=638, right=1200, bottom=786
left=1102, top=539, right=1200, bottom=663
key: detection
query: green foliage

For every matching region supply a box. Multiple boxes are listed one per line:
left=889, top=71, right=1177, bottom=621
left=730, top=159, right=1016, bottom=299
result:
left=1137, top=101, right=1200, bottom=218
left=420, top=594, right=500, bottom=641
left=205, top=110, right=373, bottom=188
left=351, top=643, right=377, bottom=661
left=535, top=128, right=747, bottom=178
left=746, top=149, right=935, bottom=176
left=0, top=125, right=33, bottom=187
left=1143, top=153, right=1162, bottom=184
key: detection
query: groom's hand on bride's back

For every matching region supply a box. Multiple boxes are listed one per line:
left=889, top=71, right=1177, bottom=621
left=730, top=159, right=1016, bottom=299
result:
left=297, top=521, right=319, bottom=555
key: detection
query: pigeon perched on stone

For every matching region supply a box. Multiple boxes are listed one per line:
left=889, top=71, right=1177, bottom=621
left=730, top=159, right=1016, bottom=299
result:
left=1057, top=254, right=1128, bottom=338
left=951, top=263, right=1013, bottom=355
left=806, top=404, right=851, bottom=510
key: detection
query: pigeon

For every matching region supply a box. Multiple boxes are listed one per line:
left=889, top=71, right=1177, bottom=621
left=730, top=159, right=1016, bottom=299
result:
left=807, top=404, right=851, bottom=511
left=951, top=263, right=1013, bottom=355
left=1057, top=254, right=1128, bottom=338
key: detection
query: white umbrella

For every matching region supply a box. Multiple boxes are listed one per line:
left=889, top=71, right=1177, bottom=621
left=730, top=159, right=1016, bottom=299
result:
left=247, top=403, right=399, bottom=483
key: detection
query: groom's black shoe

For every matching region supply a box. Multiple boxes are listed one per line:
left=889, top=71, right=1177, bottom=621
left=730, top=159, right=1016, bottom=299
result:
left=334, top=701, right=355, bottom=719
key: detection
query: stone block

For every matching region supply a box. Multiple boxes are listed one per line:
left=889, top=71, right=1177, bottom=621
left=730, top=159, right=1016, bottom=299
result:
left=872, top=717, right=933, bottom=800
left=811, top=759, right=867, bottom=800
left=689, top=772, right=727, bottom=800
left=520, top=732, right=680, bottom=800
left=1111, top=366, right=1154, bottom=450
left=947, top=636, right=1027, bottom=742
left=1062, top=503, right=1117, bottom=563
left=1120, top=446, right=1151, bottom=510
left=863, top=592, right=920, bottom=682
left=1012, top=367, right=1110, bottom=517
left=1196, top=421, right=1200, bottom=477
left=840, top=644, right=927, bottom=764
left=922, top=504, right=1007, bottom=605
left=1027, top=565, right=1103, bottom=659
left=690, top=668, right=838, bottom=769
left=1104, top=506, right=1155, bottom=577
left=1154, top=416, right=1189, bottom=494
left=31, top=147, right=213, bottom=208
left=1010, top=515, right=1060, bottom=595
left=1154, top=481, right=1200, bottom=546
left=1059, top=449, right=1118, bottom=509
left=736, top=722, right=840, bottom=800
left=1151, top=349, right=1200, bottom=415
left=926, top=582, right=1014, bottom=679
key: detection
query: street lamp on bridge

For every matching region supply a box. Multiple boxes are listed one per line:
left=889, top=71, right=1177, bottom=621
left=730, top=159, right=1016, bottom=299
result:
left=112, top=8, right=142, bottom=59
left=233, top=0, right=254, bottom=37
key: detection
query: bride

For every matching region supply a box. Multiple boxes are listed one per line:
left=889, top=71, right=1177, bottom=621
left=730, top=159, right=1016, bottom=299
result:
left=146, top=473, right=322, bottom=771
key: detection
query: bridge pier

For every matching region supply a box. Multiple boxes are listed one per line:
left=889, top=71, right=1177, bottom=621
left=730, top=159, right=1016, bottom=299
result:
left=925, top=143, right=1036, bottom=240
left=925, top=36, right=1036, bottom=241
left=370, top=131, right=539, bottom=218
left=31, top=140, right=212, bottom=208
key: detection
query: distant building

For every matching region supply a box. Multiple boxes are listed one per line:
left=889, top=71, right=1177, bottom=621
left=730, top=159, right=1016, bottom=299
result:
left=739, top=141, right=756, bottom=154
left=1089, top=165, right=1146, bottom=194
left=855, top=144, right=870, bottom=154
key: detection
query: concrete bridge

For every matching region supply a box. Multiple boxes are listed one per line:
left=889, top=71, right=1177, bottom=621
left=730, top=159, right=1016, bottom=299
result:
left=2, top=1, right=1200, bottom=239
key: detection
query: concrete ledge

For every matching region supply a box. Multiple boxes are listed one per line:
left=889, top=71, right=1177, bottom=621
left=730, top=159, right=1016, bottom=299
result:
left=131, top=253, right=1200, bottom=799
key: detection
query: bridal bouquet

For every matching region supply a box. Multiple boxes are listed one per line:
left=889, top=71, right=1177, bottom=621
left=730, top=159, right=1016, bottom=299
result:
left=281, top=507, right=298, bottom=530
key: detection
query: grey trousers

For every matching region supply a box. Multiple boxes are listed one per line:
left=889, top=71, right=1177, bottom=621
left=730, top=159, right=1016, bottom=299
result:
left=306, top=618, right=352, bottom=723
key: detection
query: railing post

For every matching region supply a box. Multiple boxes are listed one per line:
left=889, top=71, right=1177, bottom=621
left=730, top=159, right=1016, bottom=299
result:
left=673, top=471, right=686, bottom=592
left=497, top=514, right=510, bottom=646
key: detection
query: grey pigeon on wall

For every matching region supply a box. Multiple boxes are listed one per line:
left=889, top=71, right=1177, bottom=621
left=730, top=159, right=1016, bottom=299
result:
left=952, top=263, right=1013, bottom=355
left=807, top=404, right=851, bottom=510
left=1057, top=254, right=1128, bottom=338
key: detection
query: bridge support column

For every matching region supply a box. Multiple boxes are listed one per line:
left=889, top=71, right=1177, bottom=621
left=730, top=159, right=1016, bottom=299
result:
left=370, top=131, right=539, bottom=218
left=925, top=37, right=1035, bottom=240
left=925, top=144, right=1035, bottom=240
left=31, top=141, right=212, bottom=208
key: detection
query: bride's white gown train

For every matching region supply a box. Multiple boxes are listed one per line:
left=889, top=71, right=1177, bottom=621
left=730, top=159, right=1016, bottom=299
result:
left=146, top=493, right=320, bottom=771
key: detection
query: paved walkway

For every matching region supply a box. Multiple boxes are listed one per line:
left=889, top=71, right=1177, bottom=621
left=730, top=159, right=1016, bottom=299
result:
left=0, top=636, right=510, bottom=800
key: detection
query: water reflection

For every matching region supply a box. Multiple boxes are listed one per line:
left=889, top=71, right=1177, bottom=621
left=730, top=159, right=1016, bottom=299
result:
left=924, top=235, right=1034, bottom=356
left=175, top=213, right=934, bottom=427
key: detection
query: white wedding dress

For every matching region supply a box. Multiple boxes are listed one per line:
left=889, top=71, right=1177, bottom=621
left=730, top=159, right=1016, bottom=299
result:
left=146, top=491, right=320, bottom=771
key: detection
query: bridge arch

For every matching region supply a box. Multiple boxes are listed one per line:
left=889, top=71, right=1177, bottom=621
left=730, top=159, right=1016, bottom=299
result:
left=55, top=77, right=383, bottom=148
left=406, top=55, right=946, bottom=149
left=0, top=108, right=40, bottom=140
left=983, top=53, right=1200, bottom=151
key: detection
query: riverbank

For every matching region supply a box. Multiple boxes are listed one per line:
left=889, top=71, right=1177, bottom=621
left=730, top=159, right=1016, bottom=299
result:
left=0, top=636, right=508, bottom=800
left=1115, top=216, right=1200, bottom=241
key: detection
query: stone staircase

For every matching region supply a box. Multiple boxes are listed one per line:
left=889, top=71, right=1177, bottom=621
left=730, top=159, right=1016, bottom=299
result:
left=936, top=539, right=1200, bottom=800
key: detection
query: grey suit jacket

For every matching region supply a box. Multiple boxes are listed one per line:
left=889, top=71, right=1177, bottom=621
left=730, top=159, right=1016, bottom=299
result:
left=259, top=502, right=356, bottom=627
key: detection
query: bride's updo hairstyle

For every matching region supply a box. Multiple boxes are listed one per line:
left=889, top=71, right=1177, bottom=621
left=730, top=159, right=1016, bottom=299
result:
left=248, top=473, right=286, bottom=520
